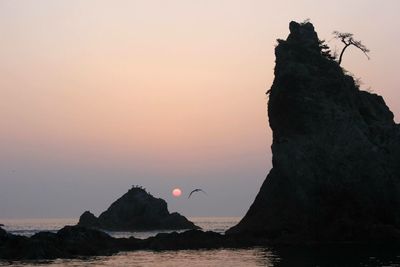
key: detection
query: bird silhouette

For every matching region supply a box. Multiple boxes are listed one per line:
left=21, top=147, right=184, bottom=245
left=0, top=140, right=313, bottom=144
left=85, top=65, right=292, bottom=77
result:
left=188, top=189, right=207, bottom=199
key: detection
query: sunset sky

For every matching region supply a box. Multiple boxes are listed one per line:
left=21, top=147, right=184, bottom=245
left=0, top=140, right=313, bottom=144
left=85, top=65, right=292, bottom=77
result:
left=1, top=0, right=399, bottom=218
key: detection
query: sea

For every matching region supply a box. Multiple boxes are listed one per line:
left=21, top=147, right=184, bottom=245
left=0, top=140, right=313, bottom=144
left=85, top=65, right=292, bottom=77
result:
left=1, top=217, right=400, bottom=267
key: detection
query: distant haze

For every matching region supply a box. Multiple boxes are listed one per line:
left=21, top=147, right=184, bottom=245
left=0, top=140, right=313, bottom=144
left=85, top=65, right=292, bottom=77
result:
left=0, top=0, right=399, bottom=218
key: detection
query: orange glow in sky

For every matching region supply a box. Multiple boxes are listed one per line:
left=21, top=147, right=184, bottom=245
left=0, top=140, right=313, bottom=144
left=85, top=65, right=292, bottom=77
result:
left=0, top=0, right=399, bottom=218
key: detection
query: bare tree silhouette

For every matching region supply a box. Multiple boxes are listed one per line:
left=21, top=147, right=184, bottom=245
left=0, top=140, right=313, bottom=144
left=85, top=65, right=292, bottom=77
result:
left=333, top=31, right=370, bottom=65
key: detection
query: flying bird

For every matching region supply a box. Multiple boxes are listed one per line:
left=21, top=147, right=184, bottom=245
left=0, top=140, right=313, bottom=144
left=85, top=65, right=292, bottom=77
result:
left=188, top=189, right=207, bottom=199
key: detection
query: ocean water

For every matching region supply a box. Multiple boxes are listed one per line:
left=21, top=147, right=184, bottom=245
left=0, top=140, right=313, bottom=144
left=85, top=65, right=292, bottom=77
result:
left=1, top=217, right=400, bottom=266
left=0, top=217, right=238, bottom=239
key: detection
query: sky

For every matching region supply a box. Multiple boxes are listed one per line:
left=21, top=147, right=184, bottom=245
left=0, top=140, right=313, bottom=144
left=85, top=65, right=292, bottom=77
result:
left=0, top=0, right=399, bottom=219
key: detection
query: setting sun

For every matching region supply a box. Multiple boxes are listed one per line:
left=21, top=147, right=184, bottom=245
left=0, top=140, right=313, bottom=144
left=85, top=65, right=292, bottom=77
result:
left=172, top=188, right=182, bottom=197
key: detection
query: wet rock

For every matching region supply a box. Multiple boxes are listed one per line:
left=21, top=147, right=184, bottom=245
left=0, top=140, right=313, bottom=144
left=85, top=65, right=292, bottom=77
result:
left=0, top=226, right=234, bottom=260
left=0, top=227, right=7, bottom=243
left=0, top=226, right=125, bottom=260
left=77, top=211, right=100, bottom=228
left=55, top=226, right=119, bottom=256
left=144, top=230, right=227, bottom=250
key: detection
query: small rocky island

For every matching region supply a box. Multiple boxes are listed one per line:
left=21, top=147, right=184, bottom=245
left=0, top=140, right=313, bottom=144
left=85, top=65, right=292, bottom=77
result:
left=78, top=186, right=199, bottom=231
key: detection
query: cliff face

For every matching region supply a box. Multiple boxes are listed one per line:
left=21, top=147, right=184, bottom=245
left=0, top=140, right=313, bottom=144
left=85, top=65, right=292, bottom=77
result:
left=227, top=21, right=400, bottom=242
left=78, top=187, right=199, bottom=231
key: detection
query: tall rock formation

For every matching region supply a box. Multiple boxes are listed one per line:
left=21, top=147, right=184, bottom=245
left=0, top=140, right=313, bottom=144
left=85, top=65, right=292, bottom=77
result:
left=78, top=187, right=199, bottom=231
left=227, top=21, right=400, bottom=242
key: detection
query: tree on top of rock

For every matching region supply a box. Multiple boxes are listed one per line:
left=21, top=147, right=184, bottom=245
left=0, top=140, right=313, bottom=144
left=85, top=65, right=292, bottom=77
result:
left=333, top=31, right=370, bottom=65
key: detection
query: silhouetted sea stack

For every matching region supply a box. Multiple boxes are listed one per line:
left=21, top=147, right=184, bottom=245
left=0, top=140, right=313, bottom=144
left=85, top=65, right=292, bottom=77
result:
left=227, top=21, right=400, bottom=243
left=78, top=186, right=199, bottom=231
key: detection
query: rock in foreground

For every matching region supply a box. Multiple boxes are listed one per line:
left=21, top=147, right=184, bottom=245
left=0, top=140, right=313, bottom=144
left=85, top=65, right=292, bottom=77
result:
left=0, top=226, right=230, bottom=260
left=227, top=21, right=400, bottom=243
left=0, top=226, right=121, bottom=260
left=78, top=187, right=199, bottom=231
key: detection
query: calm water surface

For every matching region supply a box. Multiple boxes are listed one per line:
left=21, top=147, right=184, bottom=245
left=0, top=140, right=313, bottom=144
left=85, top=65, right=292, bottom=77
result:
left=0, top=217, right=238, bottom=239
left=1, top=249, right=276, bottom=267
left=1, top=217, right=400, bottom=266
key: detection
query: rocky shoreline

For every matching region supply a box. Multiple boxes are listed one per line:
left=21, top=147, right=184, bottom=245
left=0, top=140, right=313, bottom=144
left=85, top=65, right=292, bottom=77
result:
left=0, top=225, right=234, bottom=260
left=2, top=224, right=400, bottom=260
